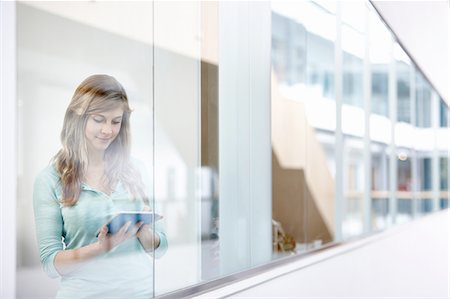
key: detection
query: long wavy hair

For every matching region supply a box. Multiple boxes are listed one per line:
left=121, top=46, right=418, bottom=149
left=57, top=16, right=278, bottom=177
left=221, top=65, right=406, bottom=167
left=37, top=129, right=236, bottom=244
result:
left=53, top=74, right=148, bottom=206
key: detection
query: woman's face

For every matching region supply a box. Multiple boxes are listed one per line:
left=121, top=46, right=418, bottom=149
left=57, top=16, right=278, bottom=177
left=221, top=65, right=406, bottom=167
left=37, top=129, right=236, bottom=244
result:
left=85, top=105, right=124, bottom=155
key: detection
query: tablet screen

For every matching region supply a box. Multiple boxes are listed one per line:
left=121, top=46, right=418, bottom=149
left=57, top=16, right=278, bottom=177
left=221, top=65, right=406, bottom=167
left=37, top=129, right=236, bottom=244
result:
left=107, top=211, right=162, bottom=234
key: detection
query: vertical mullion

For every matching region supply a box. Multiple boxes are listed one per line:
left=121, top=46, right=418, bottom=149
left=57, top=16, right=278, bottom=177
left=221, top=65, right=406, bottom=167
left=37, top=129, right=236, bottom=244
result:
left=431, top=91, right=440, bottom=211
left=334, top=2, right=343, bottom=241
left=363, top=4, right=372, bottom=234
left=388, top=38, right=397, bottom=225
left=410, top=65, right=418, bottom=218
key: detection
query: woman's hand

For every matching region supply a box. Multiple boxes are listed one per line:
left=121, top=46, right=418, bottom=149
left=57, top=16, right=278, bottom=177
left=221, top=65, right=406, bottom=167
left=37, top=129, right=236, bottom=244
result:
left=97, top=220, right=144, bottom=253
left=136, top=206, right=161, bottom=251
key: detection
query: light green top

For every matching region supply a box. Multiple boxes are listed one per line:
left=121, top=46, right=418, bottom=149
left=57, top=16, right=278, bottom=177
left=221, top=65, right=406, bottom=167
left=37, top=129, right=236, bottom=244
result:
left=33, top=163, right=168, bottom=299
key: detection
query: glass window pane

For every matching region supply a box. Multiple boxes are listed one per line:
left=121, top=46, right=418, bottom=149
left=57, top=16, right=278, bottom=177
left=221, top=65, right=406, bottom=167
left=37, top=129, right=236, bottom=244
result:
left=396, top=148, right=413, bottom=223
left=395, top=45, right=412, bottom=124
left=439, top=99, right=448, bottom=127
left=439, top=157, right=449, bottom=210
left=17, top=2, right=156, bottom=298
left=371, top=144, right=390, bottom=231
left=272, top=1, right=336, bottom=257
left=341, top=3, right=367, bottom=239
left=415, top=72, right=432, bottom=128
left=369, top=10, right=391, bottom=117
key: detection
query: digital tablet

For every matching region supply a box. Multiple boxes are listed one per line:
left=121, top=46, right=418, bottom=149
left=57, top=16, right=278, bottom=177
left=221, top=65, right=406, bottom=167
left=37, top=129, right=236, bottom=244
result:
left=106, top=211, right=163, bottom=235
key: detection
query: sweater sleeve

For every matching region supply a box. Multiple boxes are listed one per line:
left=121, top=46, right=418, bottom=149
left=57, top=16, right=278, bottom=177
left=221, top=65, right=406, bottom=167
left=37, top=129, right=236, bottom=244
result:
left=33, top=169, right=64, bottom=278
left=153, top=223, right=168, bottom=258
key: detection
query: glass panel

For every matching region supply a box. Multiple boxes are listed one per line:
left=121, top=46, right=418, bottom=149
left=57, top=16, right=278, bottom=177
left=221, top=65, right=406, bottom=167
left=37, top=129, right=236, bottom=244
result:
left=152, top=2, right=212, bottom=294
left=342, top=138, right=365, bottom=238
left=420, top=157, right=432, bottom=191
left=439, top=98, right=448, bottom=127
left=271, top=5, right=309, bottom=257
left=440, top=157, right=449, bottom=191
left=415, top=72, right=432, bottom=128
left=17, top=2, right=156, bottom=298
left=395, top=45, right=411, bottom=124
left=396, top=148, right=413, bottom=223
left=371, top=143, right=390, bottom=231
left=342, top=3, right=365, bottom=108
left=304, top=1, right=336, bottom=248
left=416, top=156, right=433, bottom=216
left=155, top=2, right=273, bottom=293
left=369, top=9, right=392, bottom=230
left=369, top=10, right=391, bottom=118
left=341, top=3, right=366, bottom=239
left=439, top=157, right=449, bottom=210
left=394, top=44, right=414, bottom=223
left=14, top=1, right=449, bottom=297
left=271, top=1, right=336, bottom=256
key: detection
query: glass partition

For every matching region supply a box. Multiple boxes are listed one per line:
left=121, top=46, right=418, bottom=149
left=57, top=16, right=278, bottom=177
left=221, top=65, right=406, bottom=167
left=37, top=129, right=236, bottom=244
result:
left=14, top=1, right=449, bottom=298
left=271, top=0, right=336, bottom=257
left=371, top=143, right=390, bottom=231
left=438, top=99, right=449, bottom=210
left=440, top=157, right=449, bottom=209
left=17, top=1, right=156, bottom=297
left=152, top=2, right=202, bottom=294
left=394, top=45, right=414, bottom=223
left=369, top=8, right=393, bottom=229
left=341, top=2, right=366, bottom=239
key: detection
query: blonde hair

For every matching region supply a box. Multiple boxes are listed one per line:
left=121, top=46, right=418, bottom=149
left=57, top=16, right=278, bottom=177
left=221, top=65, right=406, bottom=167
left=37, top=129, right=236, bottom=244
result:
left=53, top=74, right=148, bottom=206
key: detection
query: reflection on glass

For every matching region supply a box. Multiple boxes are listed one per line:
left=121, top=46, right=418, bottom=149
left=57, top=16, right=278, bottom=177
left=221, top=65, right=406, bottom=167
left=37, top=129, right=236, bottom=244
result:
left=272, top=3, right=310, bottom=256
left=17, top=2, right=157, bottom=298
left=416, top=156, right=433, bottom=215
left=371, top=67, right=388, bottom=116
left=342, top=138, right=365, bottom=238
left=371, top=144, right=390, bottom=231
left=396, top=45, right=411, bottom=124
left=439, top=99, right=448, bottom=127
left=368, top=9, right=392, bottom=230
left=341, top=2, right=364, bottom=108
left=304, top=1, right=336, bottom=248
left=415, top=72, right=432, bottom=128
left=15, top=1, right=450, bottom=297
left=343, top=51, right=363, bottom=108
left=341, top=3, right=366, bottom=239
left=440, top=157, right=449, bottom=210
left=271, top=1, right=335, bottom=257
left=271, top=11, right=307, bottom=87
left=369, top=10, right=391, bottom=117
left=396, top=148, right=413, bottom=223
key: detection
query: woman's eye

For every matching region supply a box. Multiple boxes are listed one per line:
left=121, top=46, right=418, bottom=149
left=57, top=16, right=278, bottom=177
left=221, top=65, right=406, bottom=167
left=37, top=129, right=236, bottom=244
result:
left=93, top=118, right=103, bottom=123
left=113, top=121, right=122, bottom=125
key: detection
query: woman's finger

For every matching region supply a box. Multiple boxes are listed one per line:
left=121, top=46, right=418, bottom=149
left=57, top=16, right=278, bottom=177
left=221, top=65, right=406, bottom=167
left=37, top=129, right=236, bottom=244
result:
left=97, top=225, right=108, bottom=239
left=142, top=206, right=151, bottom=212
left=118, top=221, right=132, bottom=236
left=126, top=221, right=144, bottom=237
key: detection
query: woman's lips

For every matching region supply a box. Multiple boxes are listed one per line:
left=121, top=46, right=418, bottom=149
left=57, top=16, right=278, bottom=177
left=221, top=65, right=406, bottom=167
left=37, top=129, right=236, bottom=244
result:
left=97, top=137, right=111, bottom=142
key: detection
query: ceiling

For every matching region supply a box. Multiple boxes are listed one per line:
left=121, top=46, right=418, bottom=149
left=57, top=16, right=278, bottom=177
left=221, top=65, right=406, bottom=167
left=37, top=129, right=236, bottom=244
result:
left=372, top=1, right=449, bottom=104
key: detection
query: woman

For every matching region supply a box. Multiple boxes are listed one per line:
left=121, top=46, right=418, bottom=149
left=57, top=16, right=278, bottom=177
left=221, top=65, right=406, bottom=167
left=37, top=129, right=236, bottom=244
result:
left=33, top=74, right=167, bottom=298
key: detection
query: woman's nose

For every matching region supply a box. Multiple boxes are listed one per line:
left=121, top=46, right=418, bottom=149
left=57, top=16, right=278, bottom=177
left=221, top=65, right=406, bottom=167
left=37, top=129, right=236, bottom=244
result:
left=101, top=123, right=113, bottom=134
